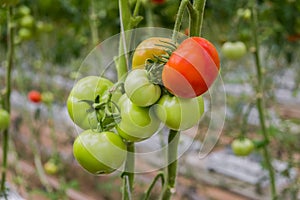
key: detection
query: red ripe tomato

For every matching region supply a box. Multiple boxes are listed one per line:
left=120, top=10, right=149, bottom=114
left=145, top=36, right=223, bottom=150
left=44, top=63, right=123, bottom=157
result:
left=162, top=37, right=220, bottom=98
left=28, top=90, right=42, bottom=103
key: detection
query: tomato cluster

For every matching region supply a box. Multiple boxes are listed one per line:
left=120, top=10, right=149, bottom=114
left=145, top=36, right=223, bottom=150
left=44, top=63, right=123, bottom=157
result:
left=67, top=36, right=220, bottom=175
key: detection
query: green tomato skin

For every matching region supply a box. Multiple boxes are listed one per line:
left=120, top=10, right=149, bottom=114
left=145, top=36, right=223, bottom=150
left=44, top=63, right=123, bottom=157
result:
left=117, top=94, right=161, bottom=142
left=154, top=95, right=204, bottom=131
left=221, top=41, right=247, bottom=60
left=125, top=69, right=161, bottom=107
left=67, top=76, right=120, bottom=130
left=231, top=138, right=254, bottom=156
left=0, top=109, right=10, bottom=131
left=73, top=130, right=127, bottom=175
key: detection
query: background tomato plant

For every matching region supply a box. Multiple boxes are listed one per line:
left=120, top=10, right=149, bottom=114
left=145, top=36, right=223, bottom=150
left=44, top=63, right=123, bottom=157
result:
left=0, top=0, right=299, bottom=199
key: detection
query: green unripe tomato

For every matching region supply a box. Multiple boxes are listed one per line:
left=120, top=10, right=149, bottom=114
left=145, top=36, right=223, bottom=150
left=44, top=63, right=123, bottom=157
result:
left=237, top=8, right=251, bottom=20
left=124, top=69, right=161, bottom=107
left=0, top=109, right=10, bottom=131
left=41, top=91, right=54, bottom=105
left=231, top=138, right=255, bottom=156
left=221, top=41, right=247, bottom=60
left=73, top=130, right=127, bottom=175
left=116, top=94, right=161, bottom=142
left=18, top=5, right=31, bottom=15
left=154, top=95, right=204, bottom=131
left=67, top=76, right=121, bottom=130
left=20, top=15, right=34, bottom=28
left=18, top=28, right=32, bottom=40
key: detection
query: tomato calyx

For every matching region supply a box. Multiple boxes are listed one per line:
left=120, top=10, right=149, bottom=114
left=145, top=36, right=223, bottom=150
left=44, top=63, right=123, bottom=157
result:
left=79, top=87, right=122, bottom=132
left=146, top=60, right=165, bottom=85
left=145, top=40, right=177, bottom=85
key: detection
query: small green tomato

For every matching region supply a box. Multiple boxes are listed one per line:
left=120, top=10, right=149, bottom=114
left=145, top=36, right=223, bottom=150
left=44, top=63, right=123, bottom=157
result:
left=73, top=130, right=127, bottom=175
left=231, top=138, right=255, bottom=156
left=124, top=69, right=161, bottom=107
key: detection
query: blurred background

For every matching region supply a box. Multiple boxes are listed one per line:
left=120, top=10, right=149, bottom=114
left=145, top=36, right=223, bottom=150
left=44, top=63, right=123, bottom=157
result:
left=0, top=0, right=300, bottom=199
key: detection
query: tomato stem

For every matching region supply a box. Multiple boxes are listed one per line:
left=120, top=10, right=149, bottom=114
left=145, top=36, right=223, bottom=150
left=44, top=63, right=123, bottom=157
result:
left=161, top=130, right=180, bottom=200
left=250, top=1, right=277, bottom=199
left=0, top=6, right=14, bottom=194
left=116, top=0, right=143, bottom=80
left=171, top=0, right=189, bottom=42
left=143, top=172, right=165, bottom=200
left=122, top=142, right=135, bottom=200
left=240, top=102, right=255, bottom=138
left=189, top=0, right=206, bottom=37
left=89, top=0, right=99, bottom=46
left=195, top=0, right=206, bottom=36
left=118, top=2, right=142, bottom=197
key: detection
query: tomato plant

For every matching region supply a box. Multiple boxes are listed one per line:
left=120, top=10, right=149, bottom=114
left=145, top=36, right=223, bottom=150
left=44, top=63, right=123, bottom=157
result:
left=231, top=138, right=254, bottom=156
left=154, top=94, right=204, bottom=131
left=0, top=109, right=10, bottom=131
left=124, top=69, right=161, bottom=107
left=132, top=37, right=171, bottom=69
left=221, top=41, right=247, bottom=60
left=17, top=5, right=31, bottom=16
left=67, top=76, right=121, bottom=130
left=162, top=37, right=220, bottom=98
left=73, top=130, right=127, bottom=175
left=28, top=90, right=42, bottom=103
left=116, top=94, right=161, bottom=142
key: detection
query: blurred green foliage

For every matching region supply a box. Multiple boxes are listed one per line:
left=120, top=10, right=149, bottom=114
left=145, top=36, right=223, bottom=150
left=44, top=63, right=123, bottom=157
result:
left=1, top=0, right=299, bottom=65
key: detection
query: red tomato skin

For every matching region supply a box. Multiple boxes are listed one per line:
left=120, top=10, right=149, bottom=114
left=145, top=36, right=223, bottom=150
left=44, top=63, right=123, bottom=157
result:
left=28, top=90, right=42, bottom=103
left=192, top=37, right=220, bottom=67
left=162, top=37, right=220, bottom=98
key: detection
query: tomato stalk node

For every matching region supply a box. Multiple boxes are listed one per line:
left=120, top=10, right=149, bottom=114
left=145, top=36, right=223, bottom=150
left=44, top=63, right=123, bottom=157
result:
left=143, top=41, right=177, bottom=86
left=80, top=93, right=121, bottom=132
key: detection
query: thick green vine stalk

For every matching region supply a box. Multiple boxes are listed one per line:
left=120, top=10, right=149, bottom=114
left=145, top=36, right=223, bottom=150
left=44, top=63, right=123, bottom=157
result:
left=188, top=0, right=206, bottom=37
left=89, top=0, right=99, bottom=46
left=1, top=6, right=14, bottom=193
left=171, top=0, right=189, bottom=42
left=122, top=143, right=135, bottom=200
left=161, top=130, right=180, bottom=200
left=117, top=1, right=142, bottom=199
left=160, top=1, right=207, bottom=199
left=117, top=0, right=142, bottom=80
left=250, top=1, right=277, bottom=199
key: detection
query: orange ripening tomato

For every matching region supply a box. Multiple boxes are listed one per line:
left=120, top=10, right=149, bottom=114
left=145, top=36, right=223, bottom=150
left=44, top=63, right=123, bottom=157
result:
left=132, top=37, right=171, bottom=69
left=162, top=37, right=220, bottom=98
